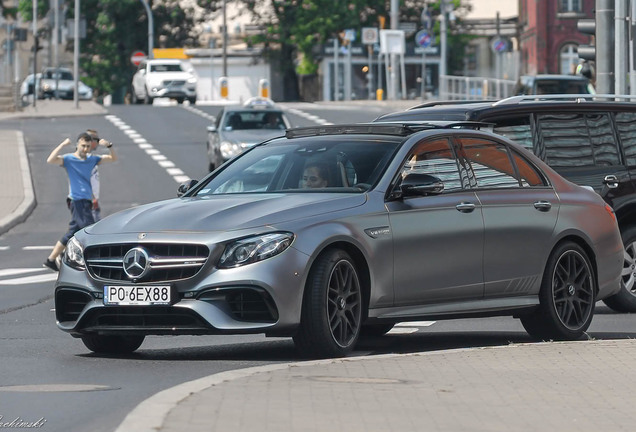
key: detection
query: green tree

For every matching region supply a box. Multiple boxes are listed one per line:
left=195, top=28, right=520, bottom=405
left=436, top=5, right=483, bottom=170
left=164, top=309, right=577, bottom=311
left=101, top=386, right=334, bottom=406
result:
left=196, top=0, right=473, bottom=100
left=19, top=0, right=198, bottom=97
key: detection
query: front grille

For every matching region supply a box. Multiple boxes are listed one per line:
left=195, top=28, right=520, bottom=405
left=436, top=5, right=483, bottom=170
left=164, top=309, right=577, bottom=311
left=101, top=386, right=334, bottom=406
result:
left=85, top=243, right=209, bottom=283
left=163, top=80, right=186, bottom=86
left=81, top=306, right=209, bottom=330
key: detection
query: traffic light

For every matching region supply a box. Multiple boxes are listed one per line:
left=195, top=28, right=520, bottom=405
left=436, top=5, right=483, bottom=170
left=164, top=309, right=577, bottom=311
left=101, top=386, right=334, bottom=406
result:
left=577, top=18, right=596, bottom=61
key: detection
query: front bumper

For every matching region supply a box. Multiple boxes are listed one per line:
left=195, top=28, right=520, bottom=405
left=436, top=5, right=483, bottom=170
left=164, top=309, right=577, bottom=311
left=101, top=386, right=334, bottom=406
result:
left=54, top=243, right=310, bottom=338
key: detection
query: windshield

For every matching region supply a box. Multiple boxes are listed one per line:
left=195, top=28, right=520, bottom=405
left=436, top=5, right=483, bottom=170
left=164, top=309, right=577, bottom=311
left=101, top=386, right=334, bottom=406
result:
left=150, top=64, right=184, bottom=72
left=194, top=136, right=400, bottom=195
left=223, top=110, right=287, bottom=130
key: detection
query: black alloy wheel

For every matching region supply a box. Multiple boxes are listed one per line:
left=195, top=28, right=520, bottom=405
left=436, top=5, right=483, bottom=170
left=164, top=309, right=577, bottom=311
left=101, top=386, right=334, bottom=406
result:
left=521, top=241, right=595, bottom=341
left=294, top=249, right=362, bottom=358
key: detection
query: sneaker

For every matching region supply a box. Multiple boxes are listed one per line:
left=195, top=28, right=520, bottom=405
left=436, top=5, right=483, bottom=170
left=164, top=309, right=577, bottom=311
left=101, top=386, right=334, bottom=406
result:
left=43, top=258, right=59, bottom=272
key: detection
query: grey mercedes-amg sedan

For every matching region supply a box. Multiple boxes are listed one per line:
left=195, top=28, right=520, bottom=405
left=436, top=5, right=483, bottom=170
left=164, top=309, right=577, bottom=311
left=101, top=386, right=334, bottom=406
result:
left=54, top=123, right=623, bottom=358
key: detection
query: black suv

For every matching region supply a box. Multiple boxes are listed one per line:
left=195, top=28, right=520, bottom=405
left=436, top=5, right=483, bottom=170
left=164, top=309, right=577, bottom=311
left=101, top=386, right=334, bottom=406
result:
left=375, top=95, right=636, bottom=312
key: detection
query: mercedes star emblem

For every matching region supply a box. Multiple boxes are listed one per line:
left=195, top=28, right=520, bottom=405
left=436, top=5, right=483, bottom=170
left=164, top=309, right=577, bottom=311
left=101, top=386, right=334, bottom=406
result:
left=123, top=247, right=150, bottom=279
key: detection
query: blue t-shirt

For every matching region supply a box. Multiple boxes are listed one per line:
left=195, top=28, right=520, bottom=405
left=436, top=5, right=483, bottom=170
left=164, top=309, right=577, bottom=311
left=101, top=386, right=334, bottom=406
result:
left=62, top=154, right=102, bottom=200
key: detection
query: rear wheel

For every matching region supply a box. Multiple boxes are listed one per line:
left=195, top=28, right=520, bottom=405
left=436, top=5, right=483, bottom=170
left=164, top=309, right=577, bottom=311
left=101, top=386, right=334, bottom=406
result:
left=81, top=335, right=145, bottom=354
left=188, top=97, right=196, bottom=105
left=293, top=249, right=362, bottom=358
left=176, top=98, right=184, bottom=104
left=521, top=241, right=595, bottom=341
left=143, top=88, right=153, bottom=105
left=603, top=225, right=636, bottom=312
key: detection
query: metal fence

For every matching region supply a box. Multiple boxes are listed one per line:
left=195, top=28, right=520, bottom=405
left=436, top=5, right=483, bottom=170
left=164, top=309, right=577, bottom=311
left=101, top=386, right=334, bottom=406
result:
left=439, top=75, right=516, bottom=101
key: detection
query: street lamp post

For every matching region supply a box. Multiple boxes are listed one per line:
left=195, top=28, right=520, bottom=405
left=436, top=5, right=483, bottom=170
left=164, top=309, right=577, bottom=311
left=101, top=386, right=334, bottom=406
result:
left=140, top=0, right=154, bottom=59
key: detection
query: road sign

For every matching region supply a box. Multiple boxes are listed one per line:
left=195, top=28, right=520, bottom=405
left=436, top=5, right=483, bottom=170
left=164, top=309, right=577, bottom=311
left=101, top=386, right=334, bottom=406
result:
left=415, top=30, right=434, bottom=48
left=130, top=51, right=147, bottom=66
left=491, top=38, right=508, bottom=53
left=362, top=27, right=378, bottom=45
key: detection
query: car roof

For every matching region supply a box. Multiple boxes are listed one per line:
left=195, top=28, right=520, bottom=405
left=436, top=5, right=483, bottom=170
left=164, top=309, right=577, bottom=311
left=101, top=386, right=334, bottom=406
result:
left=376, top=95, right=636, bottom=122
left=521, top=74, right=589, bottom=81
left=145, top=59, right=183, bottom=64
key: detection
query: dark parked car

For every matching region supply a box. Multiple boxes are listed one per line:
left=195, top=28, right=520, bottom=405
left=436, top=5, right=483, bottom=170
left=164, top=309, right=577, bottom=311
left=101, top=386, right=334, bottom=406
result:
left=513, top=74, right=594, bottom=95
left=54, top=123, right=622, bottom=358
left=206, top=97, right=291, bottom=171
left=376, top=95, right=636, bottom=312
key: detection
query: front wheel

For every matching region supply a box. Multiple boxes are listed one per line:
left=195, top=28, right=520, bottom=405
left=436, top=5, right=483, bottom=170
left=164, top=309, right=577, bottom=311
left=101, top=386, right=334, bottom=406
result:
left=603, top=225, right=636, bottom=312
left=143, top=88, right=153, bottom=105
left=293, top=249, right=363, bottom=358
left=520, top=241, right=595, bottom=341
left=188, top=97, right=196, bottom=105
left=81, top=334, right=145, bottom=354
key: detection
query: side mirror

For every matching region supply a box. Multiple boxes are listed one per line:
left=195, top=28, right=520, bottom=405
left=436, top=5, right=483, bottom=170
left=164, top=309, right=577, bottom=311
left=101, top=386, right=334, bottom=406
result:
left=206, top=125, right=217, bottom=133
left=177, top=179, right=198, bottom=197
left=400, top=173, right=444, bottom=197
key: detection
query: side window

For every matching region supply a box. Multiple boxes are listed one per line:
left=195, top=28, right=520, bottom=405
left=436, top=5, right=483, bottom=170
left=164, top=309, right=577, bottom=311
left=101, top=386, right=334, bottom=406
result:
left=510, top=151, right=548, bottom=187
left=615, top=112, right=636, bottom=166
left=458, top=137, right=521, bottom=188
left=401, top=138, right=462, bottom=192
left=491, top=116, right=533, bottom=151
left=536, top=113, right=619, bottom=167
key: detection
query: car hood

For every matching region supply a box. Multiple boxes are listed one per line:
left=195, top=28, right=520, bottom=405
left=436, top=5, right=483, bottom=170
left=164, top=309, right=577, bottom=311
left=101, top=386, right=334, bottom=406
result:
left=221, top=129, right=284, bottom=145
left=85, top=193, right=366, bottom=235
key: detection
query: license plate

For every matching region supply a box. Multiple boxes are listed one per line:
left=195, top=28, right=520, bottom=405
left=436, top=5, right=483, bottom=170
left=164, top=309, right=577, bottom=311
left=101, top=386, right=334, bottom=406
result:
left=104, top=285, right=171, bottom=306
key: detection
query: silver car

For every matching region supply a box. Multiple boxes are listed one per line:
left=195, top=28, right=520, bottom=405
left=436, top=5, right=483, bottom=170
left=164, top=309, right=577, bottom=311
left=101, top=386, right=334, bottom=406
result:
left=54, top=123, right=623, bottom=358
left=207, top=98, right=291, bottom=171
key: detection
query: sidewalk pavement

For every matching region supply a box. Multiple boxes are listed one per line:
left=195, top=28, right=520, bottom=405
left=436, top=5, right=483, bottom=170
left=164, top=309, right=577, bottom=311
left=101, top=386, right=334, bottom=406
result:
left=2, top=99, right=635, bottom=432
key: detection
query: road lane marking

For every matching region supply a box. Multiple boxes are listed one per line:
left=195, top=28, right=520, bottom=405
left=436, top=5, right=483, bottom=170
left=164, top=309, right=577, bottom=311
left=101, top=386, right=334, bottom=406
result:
left=106, top=115, right=189, bottom=184
left=0, top=268, right=46, bottom=277
left=22, top=246, right=53, bottom=250
left=0, top=273, right=58, bottom=285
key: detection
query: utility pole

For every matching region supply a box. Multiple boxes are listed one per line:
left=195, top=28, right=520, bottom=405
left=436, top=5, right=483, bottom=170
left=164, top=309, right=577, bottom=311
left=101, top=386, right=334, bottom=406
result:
left=140, top=0, right=154, bottom=58
left=222, top=0, right=227, bottom=76
left=32, top=0, right=37, bottom=107
left=54, top=0, right=59, bottom=99
left=440, top=0, right=448, bottom=98
left=596, top=0, right=614, bottom=94
left=73, top=0, right=79, bottom=108
left=615, top=0, right=628, bottom=95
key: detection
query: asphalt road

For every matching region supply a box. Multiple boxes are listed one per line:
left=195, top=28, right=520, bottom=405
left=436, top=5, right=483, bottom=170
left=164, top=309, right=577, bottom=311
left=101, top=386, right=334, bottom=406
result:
left=0, top=102, right=635, bottom=432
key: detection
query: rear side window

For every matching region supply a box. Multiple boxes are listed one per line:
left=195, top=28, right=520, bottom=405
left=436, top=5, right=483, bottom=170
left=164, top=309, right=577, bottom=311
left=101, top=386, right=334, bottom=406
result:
left=615, top=112, right=636, bottom=166
left=492, top=116, right=533, bottom=150
left=536, top=113, right=619, bottom=167
left=458, top=137, right=521, bottom=188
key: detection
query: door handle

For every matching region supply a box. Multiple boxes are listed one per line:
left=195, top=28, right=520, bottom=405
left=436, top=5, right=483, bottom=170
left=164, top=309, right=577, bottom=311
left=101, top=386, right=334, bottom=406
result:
left=534, top=201, right=552, bottom=211
left=603, top=175, right=619, bottom=189
left=456, top=202, right=476, bottom=213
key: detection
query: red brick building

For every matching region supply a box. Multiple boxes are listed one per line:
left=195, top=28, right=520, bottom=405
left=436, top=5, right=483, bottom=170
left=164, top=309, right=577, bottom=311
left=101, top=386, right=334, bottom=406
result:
left=518, top=0, right=594, bottom=75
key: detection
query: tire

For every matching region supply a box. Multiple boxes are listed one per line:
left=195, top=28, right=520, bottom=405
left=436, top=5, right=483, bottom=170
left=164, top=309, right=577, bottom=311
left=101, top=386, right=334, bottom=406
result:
left=131, top=89, right=142, bottom=105
left=603, top=225, right=636, bottom=312
left=176, top=98, right=184, bottom=104
left=188, top=97, right=196, bottom=105
left=520, top=241, right=595, bottom=341
left=293, top=249, right=363, bottom=358
left=359, top=322, right=394, bottom=338
left=144, top=88, right=153, bottom=105
left=81, top=334, right=145, bottom=354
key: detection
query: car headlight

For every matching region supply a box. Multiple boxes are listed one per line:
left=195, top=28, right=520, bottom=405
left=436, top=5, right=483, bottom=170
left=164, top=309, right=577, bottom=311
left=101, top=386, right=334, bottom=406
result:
left=187, top=77, right=197, bottom=84
left=64, top=236, right=85, bottom=270
left=220, top=141, right=242, bottom=159
left=42, top=83, right=51, bottom=91
left=218, top=232, right=294, bottom=269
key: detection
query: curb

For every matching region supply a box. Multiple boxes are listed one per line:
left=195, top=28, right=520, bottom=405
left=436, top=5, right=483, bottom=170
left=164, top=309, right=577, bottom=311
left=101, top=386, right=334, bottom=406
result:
left=0, top=131, right=36, bottom=236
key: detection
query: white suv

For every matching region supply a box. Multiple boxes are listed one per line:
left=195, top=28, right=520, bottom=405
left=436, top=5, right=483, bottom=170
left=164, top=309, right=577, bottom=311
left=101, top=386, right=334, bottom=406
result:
left=131, top=59, right=197, bottom=105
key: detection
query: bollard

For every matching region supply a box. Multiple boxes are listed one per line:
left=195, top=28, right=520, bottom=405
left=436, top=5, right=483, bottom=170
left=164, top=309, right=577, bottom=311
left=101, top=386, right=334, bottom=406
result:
left=376, top=89, right=384, bottom=101
left=259, top=79, right=270, bottom=99
left=219, top=77, right=228, bottom=99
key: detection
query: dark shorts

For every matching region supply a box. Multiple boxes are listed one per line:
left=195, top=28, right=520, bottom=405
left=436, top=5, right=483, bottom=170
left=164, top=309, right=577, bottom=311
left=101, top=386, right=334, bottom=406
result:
left=61, top=199, right=95, bottom=245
